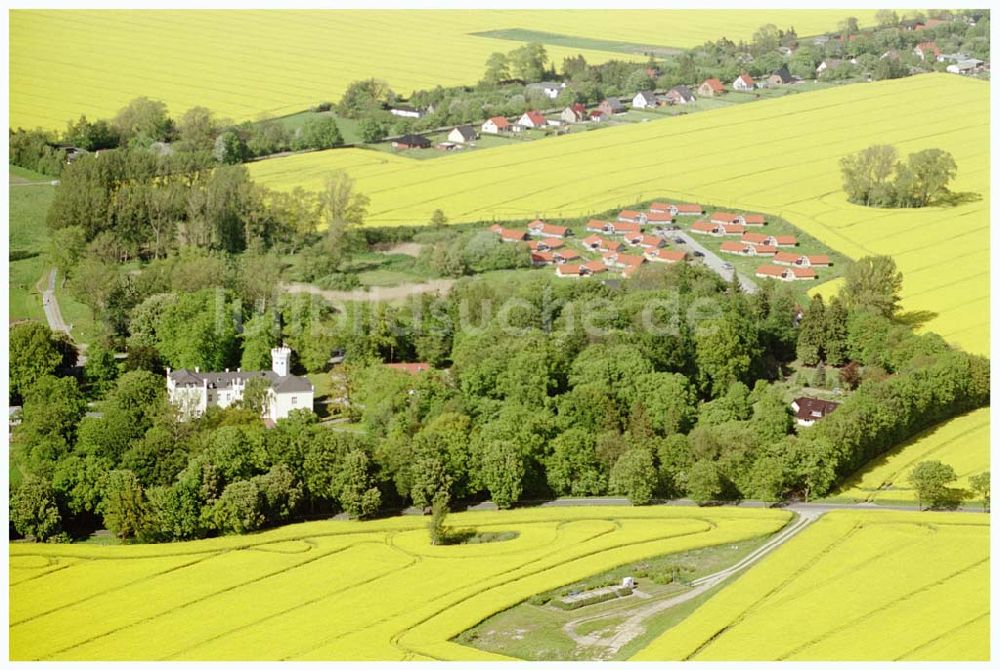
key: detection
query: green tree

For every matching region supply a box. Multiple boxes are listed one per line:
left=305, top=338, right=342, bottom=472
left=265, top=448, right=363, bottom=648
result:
left=10, top=322, right=67, bottom=400
left=10, top=477, right=62, bottom=541
left=747, top=456, right=785, bottom=503
left=609, top=447, right=657, bottom=505
left=509, top=42, right=549, bottom=81
left=969, top=471, right=990, bottom=512
left=213, top=130, right=249, bottom=165
left=839, top=145, right=898, bottom=207
left=241, top=312, right=280, bottom=371
left=796, top=294, right=826, bottom=366
left=823, top=296, right=849, bottom=366
left=427, top=492, right=450, bottom=545
left=841, top=255, right=904, bottom=318
left=687, top=460, right=722, bottom=505
left=175, top=106, right=219, bottom=152
left=546, top=429, right=605, bottom=497
left=338, top=449, right=381, bottom=519
left=338, top=79, right=395, bottom=118
left=99, top=469, right=148, bottom=540
left=211, top=479, right=265, bottom=533
left=483, top=51, right=511, bottom=84
left=695, top=312, right=761, bottom=397
left=320, top=170, right=369, bottom=267
left=902, top=148, right=958, bottom=207
left=49, top=226, right=88, bottom=280
left=241, top=376, right=272, bottom=416
left=359, top=117, right=388, bottom=143
left=298, top=116, right=343, bottom=150
left=909, top=460, right=957, bottom=510
left=875, top=9, right=899, bottom=27
left=481, top=440, right=524, bottom=509
left=430, top=208, right=448, bottom=228
left=113, top=96, right=172, bottom=145
left=64, top=114, right=118, bottom=151
left=409, top=454, right=453, bottom=510
left=84, top=343, right=120, bottom=398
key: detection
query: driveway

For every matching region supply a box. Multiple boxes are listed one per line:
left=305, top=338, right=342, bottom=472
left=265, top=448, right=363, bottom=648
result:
left=41, top=268, right=86, bottom=366
left=671, top=231, right=758, bottom=293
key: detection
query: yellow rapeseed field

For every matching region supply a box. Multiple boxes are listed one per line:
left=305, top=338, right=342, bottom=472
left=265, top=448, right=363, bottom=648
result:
left=632, top=510, right=990, bottom=661
left=252, top=73, right=989, bottom=356
left=833, top=408, right=990, bottom=504
left=9, top=506, right=789, bottom=661
left=10, top=10, right=876, bottom=130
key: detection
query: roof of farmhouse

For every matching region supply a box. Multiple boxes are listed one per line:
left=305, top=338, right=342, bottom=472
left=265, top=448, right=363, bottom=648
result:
left=168, top=369, right=313, bottom=393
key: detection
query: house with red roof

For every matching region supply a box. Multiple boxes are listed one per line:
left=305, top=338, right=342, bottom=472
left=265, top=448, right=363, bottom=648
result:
left=691, top=220, right=723, bottom=236
left=586, top=219, right=611, bottom=233
left=733, top=73, right=755, bottom=91
left=645, top=211, right=675, bottom=224
left=773, top=253, right=830, bottom=267
left=755, top=265, right=817, bottom=281
left=617, top=209, right=647, bottom=225
left=516, top=110, right=547, bottom=130
left=743, top=214, right=766, bottom=226
left=914, top=41, right=942, bottom=60
left=674, top=203, right=704, bottom=216
left=553, top=249, right=580, bottom=264
left=528, top=219, right=569, bottom=238
left=698, top=78, right=726, bottom=97
left=626, top=234, right=665, bottom=249
left=582, top=234, right=604, bottom=250
left=481, top=116, right=510, bottom=134
left=560, top=103, right=587, bottom=124
left=710, top=211, right=744, bottom=225
left=722, top=223, right=746, bottom=236
left=721, top=241, right=776, bottom=257
left=491, top=225, right=527, bottom=242
left=610, top=221, right=642, bottom=235
left=645, top=248, right=687, bottom=263
left=531, top=251, right=555, bottom=265
left=589, top=109, right=608, bottom=122
left=555, top=263, right=583, bottom=278
left=581, top=260, right=608, bottom=275
left=386, top=362, right=431, bottom=375
left=743, top=232, right=796, bottom=247
left=527, top=238, right=565, bottom=252
left=649, top=202, right=672, bottom=213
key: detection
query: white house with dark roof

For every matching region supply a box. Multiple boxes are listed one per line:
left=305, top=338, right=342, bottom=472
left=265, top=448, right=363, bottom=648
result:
left=167, top=346, right=314, bottom=422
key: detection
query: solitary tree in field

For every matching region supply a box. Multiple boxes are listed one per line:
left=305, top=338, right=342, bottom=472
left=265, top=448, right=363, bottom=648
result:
left=909, top=460, right=957, bottom=510
left=969, top=471, right=990, bottom=512
left=841, top=255, right=904, bottom=318
left=840, top=145, right=898, bottom=207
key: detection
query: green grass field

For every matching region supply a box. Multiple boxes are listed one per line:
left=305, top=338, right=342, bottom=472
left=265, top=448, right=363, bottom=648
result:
left=632, top=510, right=990, bottom=661
left=9, top=506, right=789, bottom=660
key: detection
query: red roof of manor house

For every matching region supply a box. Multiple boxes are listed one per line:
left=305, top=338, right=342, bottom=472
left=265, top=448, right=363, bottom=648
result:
left=386, top=362, right=431, bottom=374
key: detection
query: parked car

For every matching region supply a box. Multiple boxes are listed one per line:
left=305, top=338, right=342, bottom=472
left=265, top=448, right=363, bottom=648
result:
left=722, top=262, right=734, bottom=269
left=693, top=250, right=705, bottom=257
left=673, top=236, right=685, bottom=244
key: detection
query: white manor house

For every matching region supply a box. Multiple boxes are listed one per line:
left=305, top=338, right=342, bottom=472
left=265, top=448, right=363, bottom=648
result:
left=166, top=346, right=314, bottom=422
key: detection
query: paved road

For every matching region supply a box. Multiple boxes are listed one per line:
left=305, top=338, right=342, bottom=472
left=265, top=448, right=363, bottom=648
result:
left=41, top=268, right=87, bottom=366
left=672, top=231, right=759, bottom=293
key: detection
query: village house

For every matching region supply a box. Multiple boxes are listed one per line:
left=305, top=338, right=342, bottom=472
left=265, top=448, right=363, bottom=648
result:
left=697, top=78, right=726, bottom=97
left=556, top=260, right=607, bottom=278
left=791, top=396, right=840, bottom=427
left=644, top=210, right=675, bottom=225
left=552, top=249, right=580, bottom=264
left=481, top=116, right=511, bottom=134
left=389, top=105, right=427, bottom=119
left=773, top=252, right=830, bottom=267
left=597, top=97, right=626, bottom=115
left=665, top=85, right=696, bottom=105
left=167, top=347, right=314, bottom=423
left=947, top=58, right=984, bottom=74
left=581, top=234, right=604, bottom=250
left=526, top=81, right=566, bottom=99
left=586, top=219, right=611, bottom=233
left=610, top=220, right=643, bottom=236
left=631, top=90, right=658, bottom=109
left=617, top=209, right=647, bottom=225
left=652, top=202, right=703, bottom=216
left=490, top=224, right=527, bottom=242
left=720, top=241, right=776, bottom=257
left=755, top=264, right=817, bottom=281
left=710, top=211, right=745, bottom=225
left=560, top=103, right=587, bottom=124
left=589, top=109, right=609, bottom=123
left=816, top=58, right=843, bottom=74
left=914, top=41, right=942, bottom=61
left=531, top=250, right=554, bottom=265
left=392, top=133, right=431, bottom=150
left=527, top=238, right=565, bottom=252
left=516, top=110, right=548, bottom=130
left=447, top=125, right=478, bottom=144
left=645, top=248, right=687, bottom=263
left=733, top=73, right=756, bottom=91
left=914, top=17, right=948, bottom=31
left=766, top=65, right=795, bottom=86
left=527, top=219, right=569, bottom=238
left=626, top=233, right=665, bottom=249
left=742, top=232, right=796, bottom=247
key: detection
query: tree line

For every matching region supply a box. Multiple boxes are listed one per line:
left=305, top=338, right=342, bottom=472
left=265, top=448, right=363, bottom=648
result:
left=840, top=145, right=959, bottom=208
left=9, top=252, right=989, bottom=542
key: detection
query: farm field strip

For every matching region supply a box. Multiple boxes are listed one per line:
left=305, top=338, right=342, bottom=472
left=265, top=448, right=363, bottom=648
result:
left=8, top=507, right=789, bottom=660
left=11, top=10, right=878, bottom=130
left=631, top=511, right=990, bottom=661
left=252, top=74, right=988, bottom=356
left=833, top=408, right=990, bottom=503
